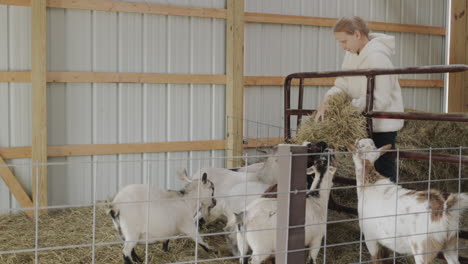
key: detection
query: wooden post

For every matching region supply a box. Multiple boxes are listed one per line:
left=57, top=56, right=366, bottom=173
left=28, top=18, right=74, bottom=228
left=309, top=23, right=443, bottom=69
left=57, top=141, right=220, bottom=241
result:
left=276, top=144, right=307, bottom=264
left=31, top=0, right=48, bottom=208
left=448, top=0, right=468, bottom=113
left=225, top=0, right=244, bottom=168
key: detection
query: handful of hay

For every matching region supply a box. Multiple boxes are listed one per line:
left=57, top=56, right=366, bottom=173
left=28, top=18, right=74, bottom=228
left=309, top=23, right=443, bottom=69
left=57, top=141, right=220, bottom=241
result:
left=294, top=93, right=367, bottom=151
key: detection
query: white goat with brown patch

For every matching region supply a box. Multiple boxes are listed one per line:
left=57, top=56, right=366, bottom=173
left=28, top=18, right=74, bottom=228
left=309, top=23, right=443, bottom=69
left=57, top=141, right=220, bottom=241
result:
left=348, top=138, right=468, bottom=264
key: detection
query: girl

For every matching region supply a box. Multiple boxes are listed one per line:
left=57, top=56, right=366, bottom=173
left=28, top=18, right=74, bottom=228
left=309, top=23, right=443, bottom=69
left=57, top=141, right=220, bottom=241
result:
left=315, top=16, right=404, bottom=182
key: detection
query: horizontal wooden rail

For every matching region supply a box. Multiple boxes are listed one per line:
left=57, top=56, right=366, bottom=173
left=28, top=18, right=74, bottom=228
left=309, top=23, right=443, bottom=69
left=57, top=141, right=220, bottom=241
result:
left=0, top=0, right=227, bottom=19
left=0, top=138, right=280, bottom=159
left=1, top=72, right=443, bottom=88
left=244, top=13, right=446, bottom=36
left=0, top=1, right=444, bottom=36
left=244, top=76, right=444, bottom=88
left=0, top=72, right=226, bottom=84
left=46, top=72, right=226, bottom=84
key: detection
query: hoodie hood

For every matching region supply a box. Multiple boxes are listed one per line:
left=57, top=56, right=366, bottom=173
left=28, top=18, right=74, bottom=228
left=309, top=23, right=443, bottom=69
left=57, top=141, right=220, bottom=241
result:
left=361, top=33, right=395, bottom=57
left=342, top=33, right=396, bottom=69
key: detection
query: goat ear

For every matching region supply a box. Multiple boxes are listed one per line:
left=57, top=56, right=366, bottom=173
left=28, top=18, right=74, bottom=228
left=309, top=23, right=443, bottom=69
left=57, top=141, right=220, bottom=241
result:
left=202, top=173, right=208, bottom=184
left=347, top=144, right=356, bottom=152
left=177, top=169, right=191, bottom=183
left=306, top=166, right=315, bottom=175
left=378, top=144, right=393, bottom=156
left=234, top=211, right=245, bottom=223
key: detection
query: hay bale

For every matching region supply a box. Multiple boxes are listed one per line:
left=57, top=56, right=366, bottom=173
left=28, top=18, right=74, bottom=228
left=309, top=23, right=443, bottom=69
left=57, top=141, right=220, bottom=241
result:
left=294, top=93, right=367, bottom=152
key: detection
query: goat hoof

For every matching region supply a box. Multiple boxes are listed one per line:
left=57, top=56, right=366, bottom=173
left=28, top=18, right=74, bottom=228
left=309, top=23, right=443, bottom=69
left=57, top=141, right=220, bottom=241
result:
left=162, top=240, right=170, bottom=252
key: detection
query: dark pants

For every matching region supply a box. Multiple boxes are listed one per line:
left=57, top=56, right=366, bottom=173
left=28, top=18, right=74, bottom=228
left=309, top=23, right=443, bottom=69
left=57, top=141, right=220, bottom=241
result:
left=372, top=132, right=397, bottom=182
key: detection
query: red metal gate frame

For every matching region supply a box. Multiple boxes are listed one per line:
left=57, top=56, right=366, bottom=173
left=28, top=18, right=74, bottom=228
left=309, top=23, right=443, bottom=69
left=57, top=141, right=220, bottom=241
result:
left=284, top=64, right=468, bottom=164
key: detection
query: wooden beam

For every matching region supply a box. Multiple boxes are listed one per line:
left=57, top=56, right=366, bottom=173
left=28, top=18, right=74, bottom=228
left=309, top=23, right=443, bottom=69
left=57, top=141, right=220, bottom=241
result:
left=0, top=0, right=445, bottom=36
left=0, top=0, right=226, bottom=19
left=0, top=71, right=31, bottom=82
left=244, top=137, right=284, bottom=148
left=46, top=72, right=226, bottom=84
left=31, top=0, right=48, bottom=208
left=0, top=155, right=34, bottom=218
left=0, top=72, right=225, bottom=84
left=448, top=0, right=468, bottom=112
left=1, top=71, right=444, bottom=88
left=47, top=141, right=226, bottom=157
left=244, top=13, right=446, bottom=36
left=0, top=0, right=29, bottom=6
left=226, top=0, right=244, bottom=168
left=0, top=140, right=226, bottom=159
left=244, top=76, right=444, bottom=88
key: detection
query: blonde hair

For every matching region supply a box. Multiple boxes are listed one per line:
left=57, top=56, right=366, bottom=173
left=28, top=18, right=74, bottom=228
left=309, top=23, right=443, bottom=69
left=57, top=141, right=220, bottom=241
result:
left=333, top=16, right=369, bottom=38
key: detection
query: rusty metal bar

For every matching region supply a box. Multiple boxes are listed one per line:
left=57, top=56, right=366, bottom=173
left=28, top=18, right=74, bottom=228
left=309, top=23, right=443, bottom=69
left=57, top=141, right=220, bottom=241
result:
left=368, top=111, right=468, bottom=122
left=285, top=64, right=468, bottom=80
left=297, top=78, right=304, bottom=127
left=366, top=76, right=375, bottom=135
left=388, top=151, right=468, bottom=164
left=286, top=109, right=315, bottom=115
left=284, top=77, right=292, bottom=139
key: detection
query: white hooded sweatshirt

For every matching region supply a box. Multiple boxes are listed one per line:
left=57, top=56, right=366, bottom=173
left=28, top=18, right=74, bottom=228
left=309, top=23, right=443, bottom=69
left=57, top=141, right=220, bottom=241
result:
left=324, top=33, right=404, bottom=132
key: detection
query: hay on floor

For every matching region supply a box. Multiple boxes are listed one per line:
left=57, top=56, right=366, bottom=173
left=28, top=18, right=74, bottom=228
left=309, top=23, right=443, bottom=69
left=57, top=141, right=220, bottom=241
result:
left=0, top=206, right=237, bottom=264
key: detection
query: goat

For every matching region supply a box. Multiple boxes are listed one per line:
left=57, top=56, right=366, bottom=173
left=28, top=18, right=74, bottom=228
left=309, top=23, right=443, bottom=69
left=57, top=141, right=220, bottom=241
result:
left=108, top=170, right=216, bottom=264
left=348, top=138, right=468, bottom=264
left=261, top=141, right=333, bottom=198
left=219, top=181, right=272, bottom=256
left=235, top=155, right=337, bottom=264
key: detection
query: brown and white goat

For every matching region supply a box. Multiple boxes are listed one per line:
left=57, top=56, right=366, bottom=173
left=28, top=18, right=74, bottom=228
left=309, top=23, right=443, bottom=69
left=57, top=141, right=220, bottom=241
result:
left=349, top=138, right=468, bottom=264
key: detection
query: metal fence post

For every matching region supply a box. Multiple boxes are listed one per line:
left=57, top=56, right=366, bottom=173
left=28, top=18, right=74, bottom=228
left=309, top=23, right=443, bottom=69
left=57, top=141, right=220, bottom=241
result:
left=276, top=144, right=308, bottom=264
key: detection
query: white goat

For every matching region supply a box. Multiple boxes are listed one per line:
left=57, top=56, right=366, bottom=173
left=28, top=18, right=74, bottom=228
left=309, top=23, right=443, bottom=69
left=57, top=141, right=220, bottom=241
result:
left=219, top=181, right=271, bottom=256
left=235, top=163, right=337, bottom=264
left=109, top=170, right=216, bottom=264
left=349, top=138, right=468, bottom=264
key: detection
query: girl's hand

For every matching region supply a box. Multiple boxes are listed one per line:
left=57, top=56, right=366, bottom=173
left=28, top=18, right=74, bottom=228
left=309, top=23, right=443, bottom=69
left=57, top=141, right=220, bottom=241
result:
left=314, top=101, right=328, bottom=122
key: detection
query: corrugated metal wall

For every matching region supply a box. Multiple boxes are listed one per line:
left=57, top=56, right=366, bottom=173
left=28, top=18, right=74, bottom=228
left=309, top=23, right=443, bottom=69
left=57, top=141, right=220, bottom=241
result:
left=0, top=0, right=447, bottom=210
left=244, top=0, right=447, bottom=138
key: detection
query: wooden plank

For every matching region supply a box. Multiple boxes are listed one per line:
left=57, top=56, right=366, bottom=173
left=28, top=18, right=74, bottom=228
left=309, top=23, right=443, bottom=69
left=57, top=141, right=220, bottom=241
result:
left=244, top=76, right=444, bottom=88
left=0, top=0, right=445, bottom=36
left=1, top=71, right=444, bottom=88
left=48, top=0, right=227, bottom=19
left=0, top=156, right=34, bottom=218
left=0, top=147, right=31, bottom=159
left=399, top=79, right=444, bottom=88
left=448, top=0, right=467, bottom=112
left=46, top=72, right=226, bottom=84
left=0, top=141, right=226, bottom=159
left=244, top=137, right=284, bottom=148
left=31, top=0, right=48, bottom=208
left=0, top=71, right=31, bottom=82
left=0, top=0, right=226, bottom=19
left=244, top=13, right=446, bottom=36
left=48, top=141, right=226, bottom=157
left=0, top=0, right=29, bottom=6
left=226, top=0, right=244, bottom=168
left=0, top=138, right=286, bottom=159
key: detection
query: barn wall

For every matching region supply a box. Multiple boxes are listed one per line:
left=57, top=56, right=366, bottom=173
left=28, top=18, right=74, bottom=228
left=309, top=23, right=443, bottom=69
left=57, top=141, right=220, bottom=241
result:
left=244, top=0, right=447, bottom=138
left=0, top=0, right=447, bottom=210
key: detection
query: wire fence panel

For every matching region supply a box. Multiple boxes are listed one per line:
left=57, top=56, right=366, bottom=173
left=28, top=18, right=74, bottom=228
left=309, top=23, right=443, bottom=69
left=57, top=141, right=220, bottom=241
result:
left=0, top=121, right=467, bottom=263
